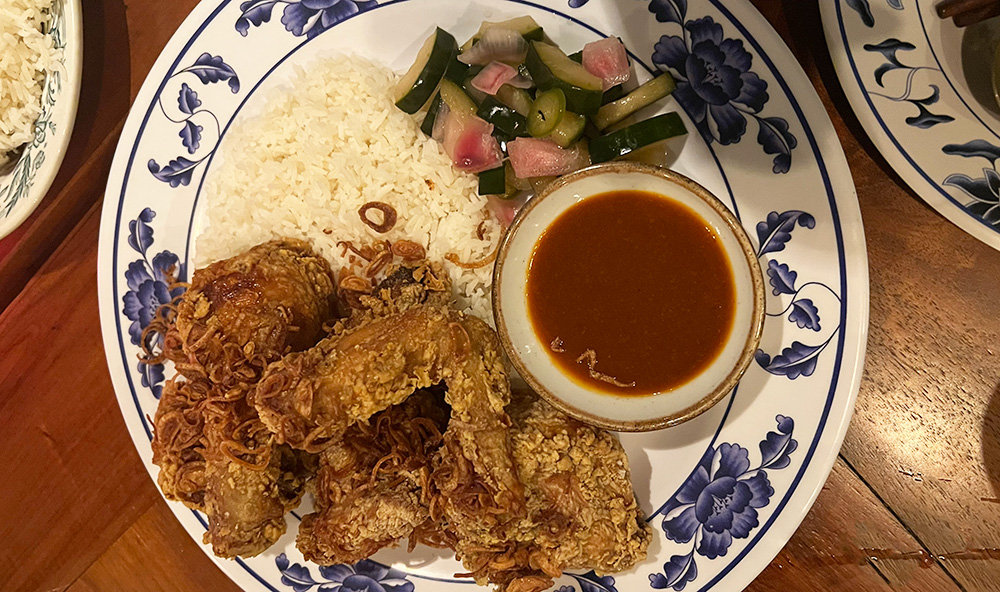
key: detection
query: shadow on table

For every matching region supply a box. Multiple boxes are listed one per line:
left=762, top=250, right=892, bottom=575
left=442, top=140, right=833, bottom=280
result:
left=982, top=381, right=1000, bottom=497
left=69, top=0, right=132, bottom=160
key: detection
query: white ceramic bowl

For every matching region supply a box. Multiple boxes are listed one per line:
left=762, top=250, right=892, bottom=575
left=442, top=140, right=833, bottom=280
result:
left=493, top=162, right=765, bottom=431
left=0, top=0, right=83, bottom=240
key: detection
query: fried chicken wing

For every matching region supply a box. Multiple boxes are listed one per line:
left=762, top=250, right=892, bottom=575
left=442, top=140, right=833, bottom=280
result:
left=298, top=388, right=449, bottom=564
left=255, top=302, right=525, bottom=563
left=256, top=304, right=478, bottom=449
left=430, top=317, right=526, bottom=557
left=462, top=393, right=652, bottom=592
left=152, top=238, right=338, bottom=558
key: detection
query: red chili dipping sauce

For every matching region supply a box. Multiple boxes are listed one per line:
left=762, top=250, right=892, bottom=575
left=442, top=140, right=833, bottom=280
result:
left=526, top=190, right=736, bottom=395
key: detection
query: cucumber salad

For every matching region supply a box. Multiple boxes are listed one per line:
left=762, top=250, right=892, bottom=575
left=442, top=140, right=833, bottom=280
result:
left=393, top=17, right=686, bottom=216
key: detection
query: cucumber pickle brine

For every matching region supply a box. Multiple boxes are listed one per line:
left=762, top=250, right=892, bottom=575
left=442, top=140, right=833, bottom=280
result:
left=525, top=190, right=736, bottom=395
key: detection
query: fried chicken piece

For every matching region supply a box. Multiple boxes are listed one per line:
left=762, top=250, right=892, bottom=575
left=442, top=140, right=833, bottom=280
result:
left=462, top=393, right=652, bottom=592
left=152, top=238, right=338, bottom=559
left=430, top=317, right=526, bottom=558
left=151, top=377, right=210, bottom=510
left=255, top=304, right=498, bottom=451
left=173, top=238, right=338, bottom=386
left=364, top=262, right=451, bottom=311
left=297, top=388, right=449, bottom=564
left=200, top=395, right=317, bottom=558
left=255, top=303, right=525, bottom=556
left=338, top=261, right=452, bottom=329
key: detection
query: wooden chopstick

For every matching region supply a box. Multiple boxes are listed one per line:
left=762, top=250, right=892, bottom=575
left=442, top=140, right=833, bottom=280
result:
left=937, top=0, right=1000, bottom=28
left=952, top=2, right=1000, bottom=26
left=936, top=0, right=998, bottom=19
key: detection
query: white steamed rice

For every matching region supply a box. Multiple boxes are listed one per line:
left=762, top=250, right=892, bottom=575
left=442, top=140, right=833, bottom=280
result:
left=196, top=56, right=502, bottom=321
left=0, top=0, right=59, bottom=167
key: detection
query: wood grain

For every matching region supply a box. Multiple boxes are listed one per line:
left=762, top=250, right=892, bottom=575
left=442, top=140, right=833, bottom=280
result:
left=762, top=0, right=1000, bottom=589
left=67, top=500, right=241, bottom=592
left=0, top=204, right=158, bottom=592
left=746, top=460, right=960, bottom=592
left=0, top=120, right=122, bottom=311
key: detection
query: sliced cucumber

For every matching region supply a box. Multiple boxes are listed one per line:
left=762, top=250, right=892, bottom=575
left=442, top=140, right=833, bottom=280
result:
left=439, top=79, right=478, bottom=118
left=461, top=16, right=545, bottom=51
left=444, top=56, right=470, bottom=84
left=395, top=28, right=458, bottom=114
left=547, top=111, right=585, bottom=148
left=420, top=92, right=444, bottom=136
left=478, top=96, right=529, bottom=139
left=525, top=41, right=603, bottom=116
left=528, top=88, right=566, bottom=137
left=495, top=84, right=533, bottom=116
left=593, top=73, right=676, bottom=131
left=590, top=111, right=687, bottom=163
left=478, top=165, right=507, bottom=195
left=601, top=84, right=626, bottom=105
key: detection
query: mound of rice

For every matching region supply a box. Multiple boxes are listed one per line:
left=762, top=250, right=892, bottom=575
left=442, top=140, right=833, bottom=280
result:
left=0, top=0, right=59, bottom=167
left=196, top=56, right=502, bottom=321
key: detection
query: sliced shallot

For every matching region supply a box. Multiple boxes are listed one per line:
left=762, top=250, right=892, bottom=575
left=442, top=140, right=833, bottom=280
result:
left=506, top=72, right=534, bottom=89
left=487, top=192, right=530, bottom=227
left=458, top=28, right=528, bottom=66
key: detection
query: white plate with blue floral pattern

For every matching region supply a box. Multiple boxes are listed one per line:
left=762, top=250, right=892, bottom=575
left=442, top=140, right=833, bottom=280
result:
left=823, top=0, right=1000, bottom=250
left=0, top=0, right=83, bottom=240
left=97, top=1, right=868, bottom=591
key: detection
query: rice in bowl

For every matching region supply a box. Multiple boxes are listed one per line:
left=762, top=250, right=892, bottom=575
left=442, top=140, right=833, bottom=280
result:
left=0, top=0, right=61, bottom=168
left=196, top=56, right=502, bottom=321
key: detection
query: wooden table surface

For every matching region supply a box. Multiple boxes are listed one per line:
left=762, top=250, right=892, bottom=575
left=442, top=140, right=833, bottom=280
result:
left=2, top=0, right=999, bottom=590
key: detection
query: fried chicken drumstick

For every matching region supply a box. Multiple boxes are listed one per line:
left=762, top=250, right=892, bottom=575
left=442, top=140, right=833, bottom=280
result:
left=151, top=238, right=338, bottom=558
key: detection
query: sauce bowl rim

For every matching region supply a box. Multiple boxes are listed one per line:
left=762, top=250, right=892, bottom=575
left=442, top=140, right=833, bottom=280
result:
left=492, top=161, right=766, bottom=432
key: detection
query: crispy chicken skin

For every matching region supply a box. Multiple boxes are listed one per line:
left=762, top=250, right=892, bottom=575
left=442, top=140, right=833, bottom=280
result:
left=151, top=377, right=209, bottom=509
left=152, top=239, right=338, bottom=559
left=464, top=393, right=651, bottom=592
left=255, top=305, right=459, bottom=449
left=200, top=396, right=317, bottom=558
left=174, top=238, right=338, bottom=377
left=152, top=243, right=650, bottom=582
left=255, top=301, right=526, bottom=565
left=297, top=388, right=449, bottom=564
left=430, top=316, right=526, bottom=560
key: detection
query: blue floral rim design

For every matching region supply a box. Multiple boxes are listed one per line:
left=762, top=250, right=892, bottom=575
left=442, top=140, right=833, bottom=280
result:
left=106, top=1, right=859, bottom=591
left=833, top=0, right=1000, bottom=240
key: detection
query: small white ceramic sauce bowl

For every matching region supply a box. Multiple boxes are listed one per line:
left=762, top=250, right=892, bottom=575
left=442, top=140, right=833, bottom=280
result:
left=492, top=161, right=765, bottom=432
